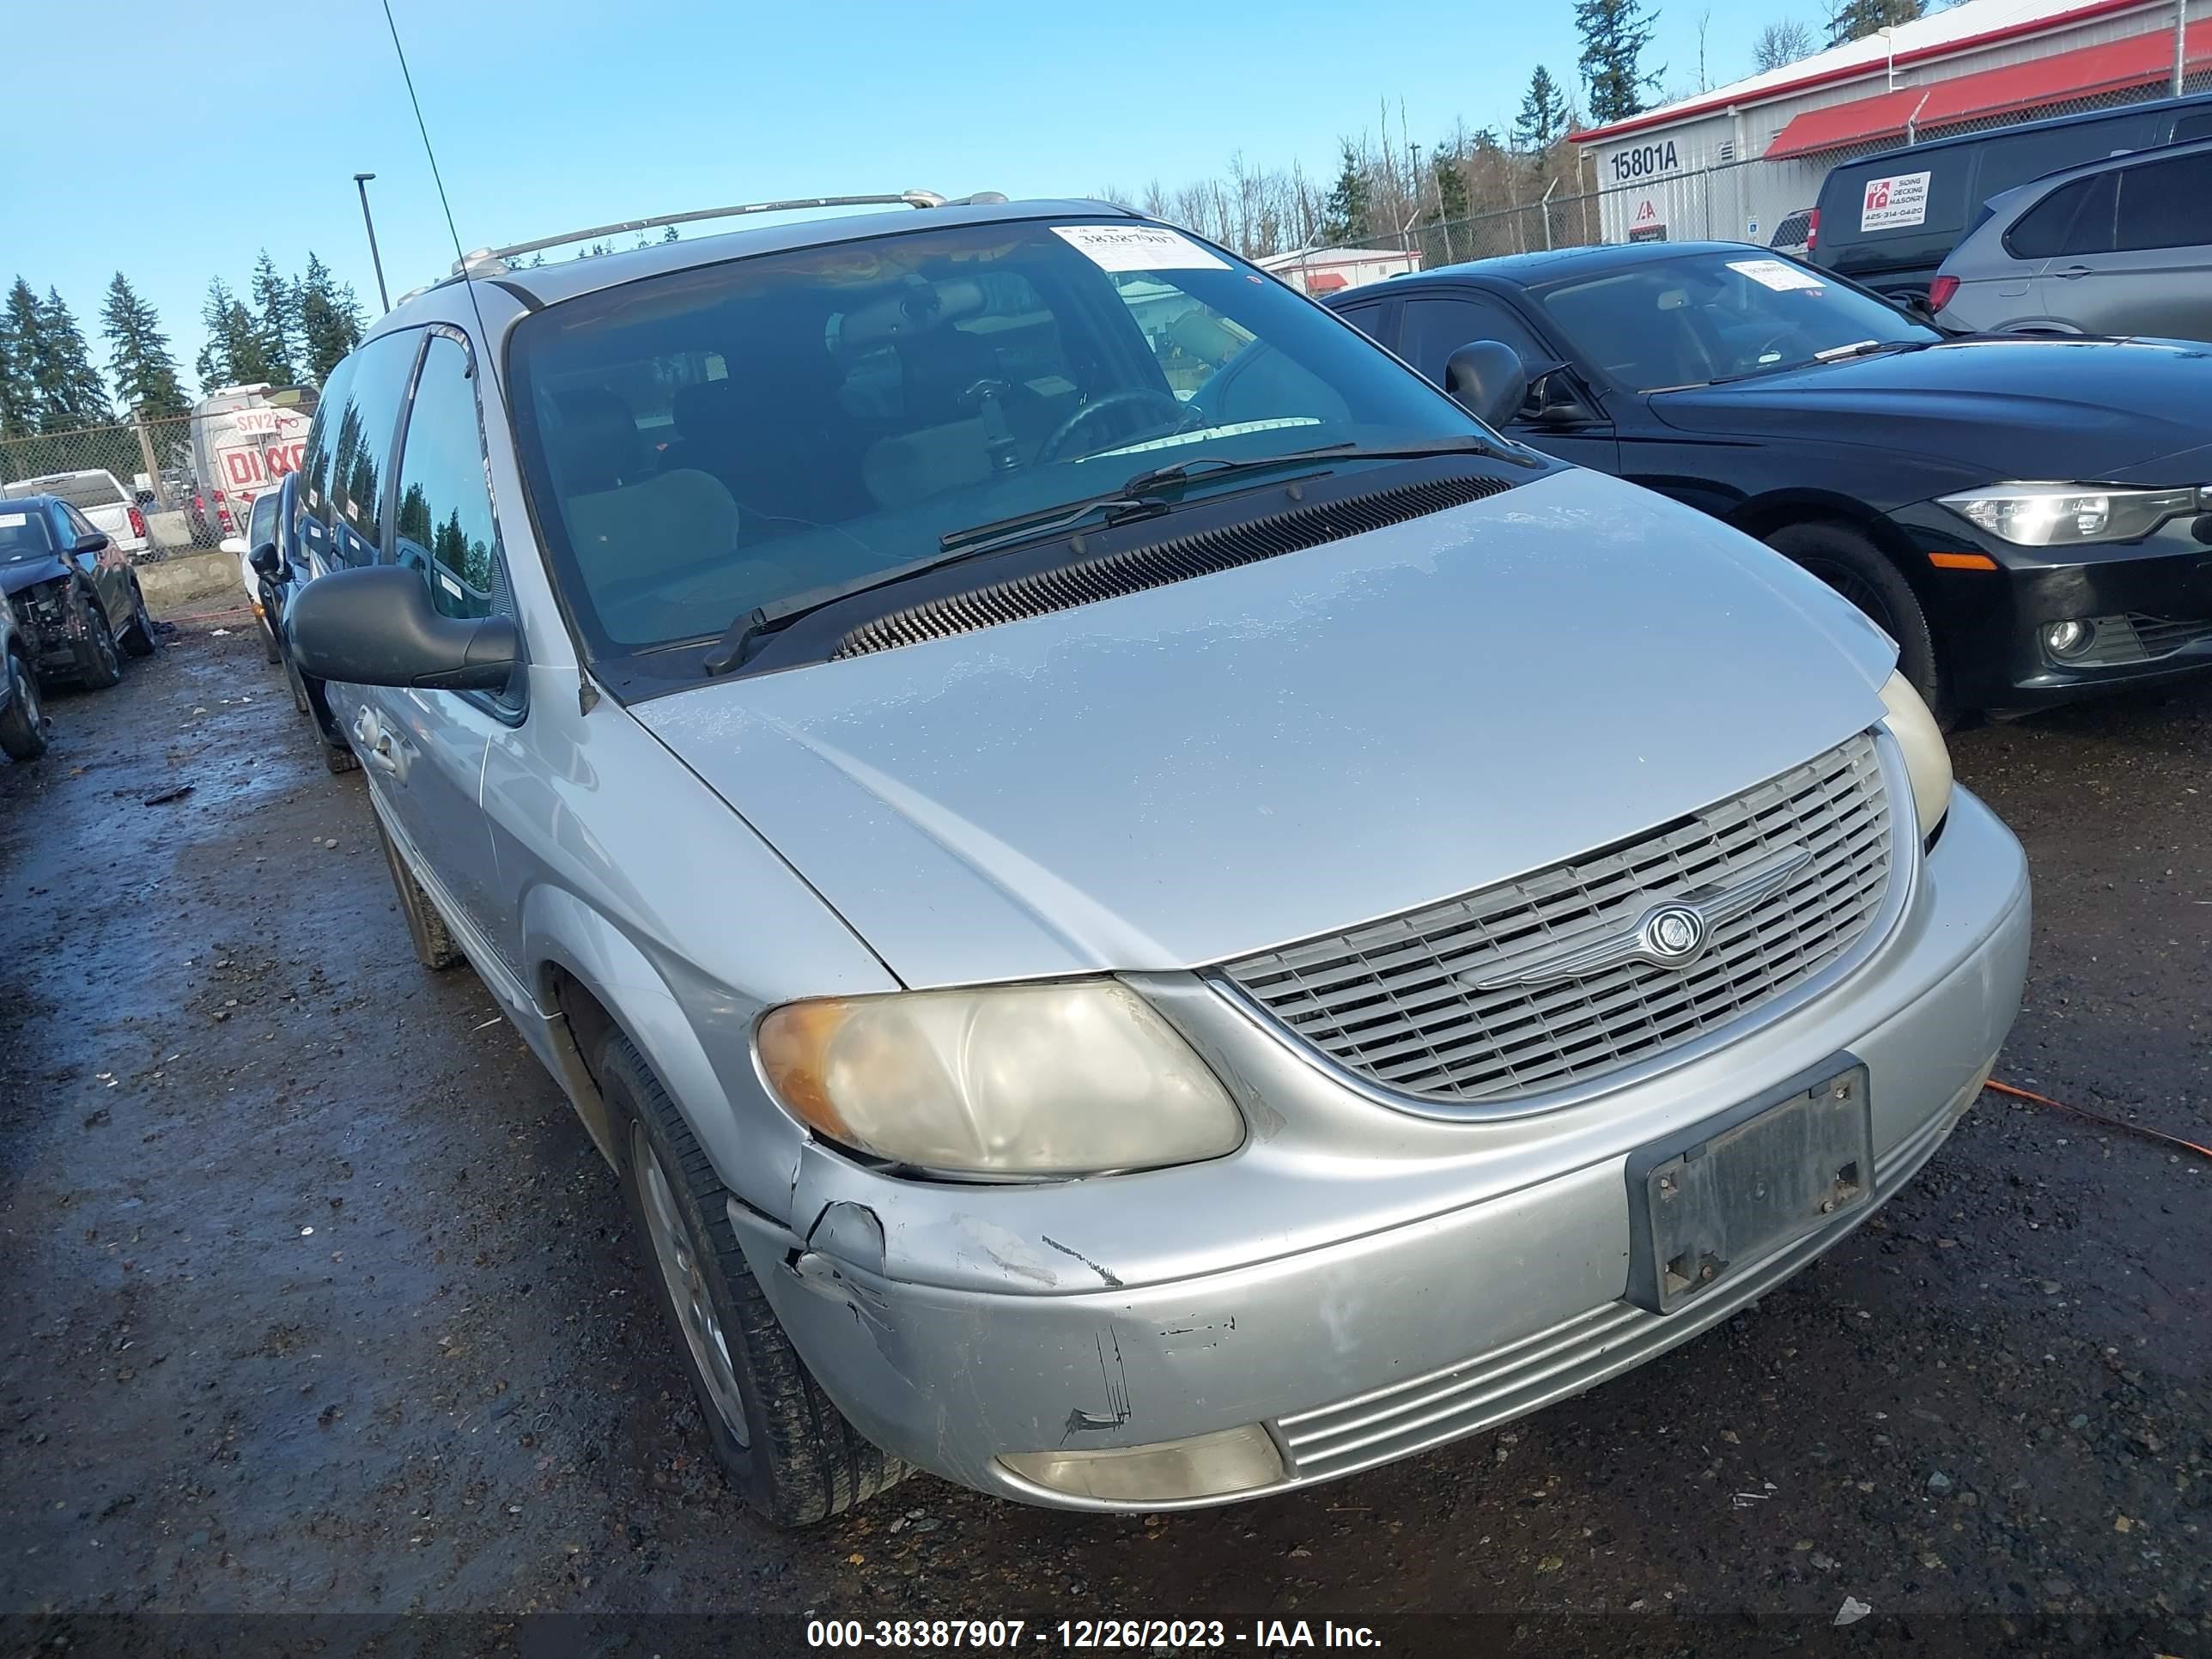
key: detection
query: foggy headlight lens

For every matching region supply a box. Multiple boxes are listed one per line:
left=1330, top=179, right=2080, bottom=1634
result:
left=1879, top=670, right=1952, bottom=838
left=757, top=980, right=1243, bottom=1176
left=1938, top=483, right=2196, bottom=547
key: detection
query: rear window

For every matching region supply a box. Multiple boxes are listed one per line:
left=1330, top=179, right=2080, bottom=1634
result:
left=0, top=507, right=58, bottom=558
left=3, top=474, right=123, bottom=511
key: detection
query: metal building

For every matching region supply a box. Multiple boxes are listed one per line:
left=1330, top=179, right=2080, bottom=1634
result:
left=1573, top=0, right=2209, bottom=248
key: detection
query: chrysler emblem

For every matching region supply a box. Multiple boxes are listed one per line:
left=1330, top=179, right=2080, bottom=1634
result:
left=1644, top=905, right=1706, bottom=961
left=1462, top=846, right=1814, bottom=992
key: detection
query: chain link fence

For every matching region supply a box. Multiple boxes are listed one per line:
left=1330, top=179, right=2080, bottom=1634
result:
left=1294, top=48, right=2212, bottom=277
left=1, top=414, right=254, bottom=556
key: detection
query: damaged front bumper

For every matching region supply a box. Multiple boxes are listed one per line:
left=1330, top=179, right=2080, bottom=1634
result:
left=723, top=789, right=2031, bottom=1510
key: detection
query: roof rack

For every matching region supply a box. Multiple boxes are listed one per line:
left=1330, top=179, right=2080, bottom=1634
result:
left=451, top=190, right=1006, bottom=276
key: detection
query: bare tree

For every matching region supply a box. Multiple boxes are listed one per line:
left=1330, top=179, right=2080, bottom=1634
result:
left=1752, top=17, right=1819, bottom=70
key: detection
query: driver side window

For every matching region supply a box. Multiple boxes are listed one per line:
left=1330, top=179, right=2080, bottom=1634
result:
left=1109, top=274, right=1257, bottom=398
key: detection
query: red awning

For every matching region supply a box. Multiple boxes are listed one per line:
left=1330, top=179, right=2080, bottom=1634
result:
left=1765, top=20, right=2212, bottom=161
left=1765, top=88, right=1933, bottom=160
left=1301, top=271, right=1348, bottom=293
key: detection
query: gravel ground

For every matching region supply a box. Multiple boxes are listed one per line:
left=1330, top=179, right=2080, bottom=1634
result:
left=1, top=627, right=2205, bottom=1656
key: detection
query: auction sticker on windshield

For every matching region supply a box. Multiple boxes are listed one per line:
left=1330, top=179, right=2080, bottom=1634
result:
left=1728, top=258, right=1826, bottom=293
left=1860, top=171, right=1931, bottom=232
left=1054, top=224, right=1230, bottom=272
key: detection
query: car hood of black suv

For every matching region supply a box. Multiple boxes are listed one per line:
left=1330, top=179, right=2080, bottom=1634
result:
left=1648, top=336, right=2212, bottom=485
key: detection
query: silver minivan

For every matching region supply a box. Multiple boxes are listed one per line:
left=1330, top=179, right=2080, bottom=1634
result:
left=287, top=194, right=2031, bottom=1523
left=1934, top=138, right=2212, bottom=338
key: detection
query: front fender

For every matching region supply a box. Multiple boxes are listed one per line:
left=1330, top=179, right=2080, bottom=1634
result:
left=522, top=884, right=813, bottom=1228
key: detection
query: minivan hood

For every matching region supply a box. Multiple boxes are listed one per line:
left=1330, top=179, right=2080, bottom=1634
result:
left=638, top=470, right=1895, bottom=989
left=1652, top=337, right=2212, bottom=483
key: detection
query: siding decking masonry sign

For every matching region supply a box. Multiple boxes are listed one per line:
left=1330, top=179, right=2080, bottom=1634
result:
left=1859, top=170, right=1933, bottom=231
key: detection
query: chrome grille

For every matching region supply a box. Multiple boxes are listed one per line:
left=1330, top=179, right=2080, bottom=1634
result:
left=1218, top=735, right=1894, bottom=1105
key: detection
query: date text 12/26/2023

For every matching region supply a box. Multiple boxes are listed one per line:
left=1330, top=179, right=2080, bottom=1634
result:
left=805, top=1619, right=1382, bottom=1650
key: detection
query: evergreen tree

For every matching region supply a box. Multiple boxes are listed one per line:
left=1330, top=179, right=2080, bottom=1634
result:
left=1431, top=148, right=1471, bottom=225
left=250, top=251, right=301, bottom=385
left=197, top=277, right=276, bottom=390
left=31, top=289, right=111, bottom=430
left=1319, top=141, right=1372, bottom=245
left=1827, top=0, right=1921, bottom=46
left=0, top=278, right=40, bottom=439
left=1513, top=66, right=1571, bottom=155
left=296, top=253, right=365, bottom=384
left=1576, top=0, right=1663, bottom=125
left=226, top=301, right=275, bottom=386
left=100, top=273, right=188, bottom=420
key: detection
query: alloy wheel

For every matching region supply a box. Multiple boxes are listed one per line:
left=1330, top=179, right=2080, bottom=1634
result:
left=631, top=1122, right=750, bottom=1447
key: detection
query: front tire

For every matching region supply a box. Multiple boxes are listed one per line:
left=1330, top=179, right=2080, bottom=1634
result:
left=0, top=651, right=46, bottom=762
left=599, top=1030, right=905, bottom=1526
left=1764, top=520, right=1948, bottom=722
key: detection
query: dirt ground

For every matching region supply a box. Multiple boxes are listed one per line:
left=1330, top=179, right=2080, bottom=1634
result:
left=2, top=626, right=2206, bottom=1656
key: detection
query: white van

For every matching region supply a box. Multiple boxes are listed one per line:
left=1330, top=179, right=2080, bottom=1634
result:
left=189, top=383, right=319, bottom=539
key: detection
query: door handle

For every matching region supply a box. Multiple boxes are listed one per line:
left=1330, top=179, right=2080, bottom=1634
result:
left=351, top=706, right=403, bottom=775
left=2053, top=265, right=2093, bottom=280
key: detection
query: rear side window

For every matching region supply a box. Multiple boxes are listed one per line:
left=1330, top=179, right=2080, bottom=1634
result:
left=2005, top=173, right=2116, bottom=259
left=1771, top=211, right=1813, bottom=246
left=297, top=353, right=357, bottom=520
left=321, top=331, right=423, bottom=567
left=2172, top=111, right=2212, bottom=142
left=2114, top=151, right=2212, bottom=251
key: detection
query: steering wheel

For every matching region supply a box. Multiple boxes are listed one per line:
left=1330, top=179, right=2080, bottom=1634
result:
left=1036, top=388, right=1192, bottom=465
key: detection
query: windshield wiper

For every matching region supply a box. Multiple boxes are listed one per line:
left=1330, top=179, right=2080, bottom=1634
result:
left=937, top=435, right=1518, bottom=560
left=699, top=435, right=1514, bottom=675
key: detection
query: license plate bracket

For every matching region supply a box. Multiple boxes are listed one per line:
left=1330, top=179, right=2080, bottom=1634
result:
left=1626, top=1058, right=1875, bottom=1316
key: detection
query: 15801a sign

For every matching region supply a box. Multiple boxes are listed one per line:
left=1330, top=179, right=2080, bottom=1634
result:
left=1608, top=140, right=1680, bottom=183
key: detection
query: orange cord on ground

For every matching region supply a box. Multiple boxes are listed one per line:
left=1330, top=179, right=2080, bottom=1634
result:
left=1987, top=1079, right=2212, bottom=1162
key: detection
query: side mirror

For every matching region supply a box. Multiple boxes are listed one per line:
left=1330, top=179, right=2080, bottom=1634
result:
left=219, top=536, right=249, bottom=556
left=249, top=540, right=285, bottom=580
left=1527, top=367, right=1603, bottom=427
left=290, top=566, right=521, bottom=692
left=73, top=532, right=112, bottom=556
left=1443, top=341, right=1528, bottom=431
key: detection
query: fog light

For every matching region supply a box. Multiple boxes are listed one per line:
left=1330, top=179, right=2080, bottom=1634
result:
left=2044, top=620, right=2094, bottom=659
left=1000, top=1423, right=1285, bottom=1503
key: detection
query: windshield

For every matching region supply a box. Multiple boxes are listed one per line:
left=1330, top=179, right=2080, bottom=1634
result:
left=0, top=507, right=57, bottom=560
left=507, top=216, right=1477, bottom=659
left=1534, top=252, right=1937, bottom=392
left=247, top=489, right=281, bottom=546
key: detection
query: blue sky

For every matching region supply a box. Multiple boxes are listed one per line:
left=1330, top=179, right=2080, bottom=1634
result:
left=7, top=0, right=1792, bottom=397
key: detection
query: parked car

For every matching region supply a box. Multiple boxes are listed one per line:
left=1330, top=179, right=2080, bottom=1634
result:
left=3, top=468, right=153, bottom=562
left=1769, top=206, right=1816, bottom=258
left=0, top=580, right=47, bottom=762
left=1808, top=89, right=2212, bottom=305
left=251, top=473, right=356, bottom=767
left=1328, top=240, right=2212, bottom=721
left=287, top=193, right=2027, bottom=1524
left=1930, top=137, right=2212, bottom=339
left=222, top=487, right=287, bottom=662
left=0, top=494, right=158, bottom=690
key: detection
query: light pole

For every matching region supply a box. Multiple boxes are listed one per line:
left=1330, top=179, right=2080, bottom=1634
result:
left=354, top=173, right=391, bottom=313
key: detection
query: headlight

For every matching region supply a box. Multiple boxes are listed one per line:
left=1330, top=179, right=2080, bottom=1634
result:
left=1878, top=670, right=1951, bottom=838
left=756, top=979, right=1243, bottom=1176
left=1937, top=482, right=2197, bottom=547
